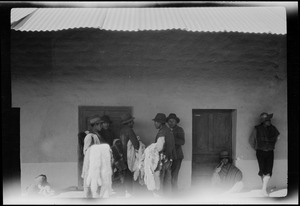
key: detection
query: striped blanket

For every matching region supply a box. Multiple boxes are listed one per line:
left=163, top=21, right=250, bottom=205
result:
left=218, top=163, right=243, bottom=190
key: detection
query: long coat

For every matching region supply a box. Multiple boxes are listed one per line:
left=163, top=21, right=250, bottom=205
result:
left=170, top=125, right=185, bottom=160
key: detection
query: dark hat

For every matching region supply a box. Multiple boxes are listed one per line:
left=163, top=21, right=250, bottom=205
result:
left=260, top=112, right=273, bottom=123
left=89, top=115, right=103, bottom=125
left=35, top=174, right=47, bottom=183
left=166, top=113, right=180, bottom=123
left=219, top=150, right=230, bottom=159
left=121, top=113, right=135, bottom=124
left=101, top=115, right=112, bottom=124
left=152, top=113, right=167, bottom=123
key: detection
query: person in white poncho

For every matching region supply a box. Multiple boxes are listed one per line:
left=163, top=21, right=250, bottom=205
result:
left=85, top=144, right=113, bottom=198
left=81, top=115, right=104, bottom=198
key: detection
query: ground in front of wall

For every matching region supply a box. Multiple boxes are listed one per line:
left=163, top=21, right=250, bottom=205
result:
left=4, top=186, right=292, bottom=204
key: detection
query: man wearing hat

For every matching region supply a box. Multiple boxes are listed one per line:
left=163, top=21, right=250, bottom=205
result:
left=81, top=115, right=104, bottom=198
left=152, top=113, right=177, bottom=195
left=166, top=113, right=185, bottom=192
left=25, top=174, right=55, bottom=197
left=211, top=150, right=244, bottom=194
left=249, top=112, right=280, bottom=196
left=99, top=115, right=117, bottom=147
left=119, top=113, right=140, bottom=197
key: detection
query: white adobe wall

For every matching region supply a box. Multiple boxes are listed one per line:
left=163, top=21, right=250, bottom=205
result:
left=11, top=30, right=287, bottom=192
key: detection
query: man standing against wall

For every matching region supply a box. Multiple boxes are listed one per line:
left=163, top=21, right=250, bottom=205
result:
left=119, top=113, right=140, bottom=197
left=166, top=113, right=185, bottom=193
left=81, top=115, right=104, bottom=198
left=152, top=113, right=177, bottom=196
left=249, top=112, right=280, bottom=196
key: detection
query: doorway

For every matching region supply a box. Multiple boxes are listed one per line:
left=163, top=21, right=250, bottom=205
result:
left=192, top=109, right=234, bottom=189
left=77, top=106, right=132, bottom=189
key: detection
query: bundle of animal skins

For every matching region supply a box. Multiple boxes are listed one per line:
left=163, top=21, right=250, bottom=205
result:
left=143, top=136, right=165, bottom=191
left=86, top=143, right=112, bottom=198
left=129, top=137, right=146, bottom=184
left=127, top=139, right=136, bottom=172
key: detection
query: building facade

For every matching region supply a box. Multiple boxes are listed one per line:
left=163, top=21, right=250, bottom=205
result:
left=11, top=27, right=287, bottom=192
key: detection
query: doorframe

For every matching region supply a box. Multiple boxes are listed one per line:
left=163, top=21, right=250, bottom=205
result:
left=191, top=109, right=237, bottom=179
left=231, top=110, right=237, bottom=165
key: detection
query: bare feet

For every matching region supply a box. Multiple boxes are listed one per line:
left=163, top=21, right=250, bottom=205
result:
left=261, top=189, right=269, bottom=197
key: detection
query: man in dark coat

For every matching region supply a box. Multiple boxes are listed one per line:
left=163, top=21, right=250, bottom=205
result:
left=119, top=113, right=140, bottom=197
left=153, top=113, right=177, bottom=195
left=166, top=113, right=185, bottom=192
left=249, top=112, right=280, bottom=196
left=99, top=115, right=117, bottom=147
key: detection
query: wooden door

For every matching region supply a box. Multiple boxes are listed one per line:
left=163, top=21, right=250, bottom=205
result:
left=192, top=109, right=232, bottom=189
left=77, top=106, right=132, bottom=189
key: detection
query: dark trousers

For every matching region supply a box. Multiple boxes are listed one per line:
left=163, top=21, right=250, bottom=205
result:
left=256, top=150, right=274, bottom=177
left=124, top=168, right=134, bottom=194
left=159, top=160, right=172, bottom=195
left=171, top=158, right=182, bottom=191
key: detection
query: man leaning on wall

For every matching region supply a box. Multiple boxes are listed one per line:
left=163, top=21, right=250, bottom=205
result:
left=249, top=112, right=280, bottom=197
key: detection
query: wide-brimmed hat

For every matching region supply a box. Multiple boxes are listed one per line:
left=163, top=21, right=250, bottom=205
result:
left=121, top=113, right=135, bottom=124
left=101, top=115, right=112, bottom=124
left=260, top=112, right=273, bottom=123
left=152, top=113, right=167, bottom=123
left=89, top=115, right=103, bottom=125
left=219, top=150, right=230, bottom=159
left=166, top=113, right=180, bottom=123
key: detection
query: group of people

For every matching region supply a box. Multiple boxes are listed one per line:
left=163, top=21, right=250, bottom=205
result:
left=81, top=112, right=186, bottom=198
left=24, top=111, right=280, bottom=199
left=80, top=111, right=280, bottom=198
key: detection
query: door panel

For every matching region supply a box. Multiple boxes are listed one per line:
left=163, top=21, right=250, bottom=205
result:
left=212, top=112, right=232, bottom=149
left=194, top=113, right=209, bottom=152
left=77, top=106, right=132, bottom=189
left=192, top=110, right=232, bottom=188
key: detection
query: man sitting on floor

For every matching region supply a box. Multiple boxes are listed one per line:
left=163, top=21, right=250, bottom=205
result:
left=211, top=151, right=244, bottom=194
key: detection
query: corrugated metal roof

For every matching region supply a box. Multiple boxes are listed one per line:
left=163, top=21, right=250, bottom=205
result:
left=11, top=7, right=286, bottom=34
left=10, top=8, right=38, bottom=24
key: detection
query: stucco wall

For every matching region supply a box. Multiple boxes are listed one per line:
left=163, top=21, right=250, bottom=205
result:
left=11, top=29, right=287, bottom=191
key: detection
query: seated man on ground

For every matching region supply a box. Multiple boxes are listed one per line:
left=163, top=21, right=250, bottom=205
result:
left=211, top=151, right=244, bottom=195
left=25, top=174, right=56, bottom=197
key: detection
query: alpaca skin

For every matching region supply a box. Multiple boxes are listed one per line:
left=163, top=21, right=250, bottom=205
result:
left=86, top=144, right=112, bottom=198
left=143, top=136, right=165, bottom=191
